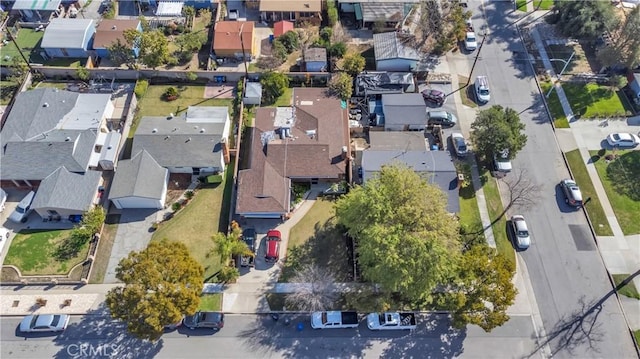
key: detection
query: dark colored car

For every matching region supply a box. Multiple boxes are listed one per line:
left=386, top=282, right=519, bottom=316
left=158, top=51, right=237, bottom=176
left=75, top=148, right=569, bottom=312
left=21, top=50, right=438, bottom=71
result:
left=559, top=179, right=583, bottom=208
left=183, top=312, right=225, bottom=330
left=427, top=111, right=457, bottom=127
left=422, top=89, right=446, bottom=106
left=265, top=229, right=281, bottom=263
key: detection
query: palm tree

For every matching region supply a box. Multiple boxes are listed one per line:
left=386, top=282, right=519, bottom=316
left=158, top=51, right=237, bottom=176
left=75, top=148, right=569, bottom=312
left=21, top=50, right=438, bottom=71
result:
left=211, top=232, right=252, bottom=266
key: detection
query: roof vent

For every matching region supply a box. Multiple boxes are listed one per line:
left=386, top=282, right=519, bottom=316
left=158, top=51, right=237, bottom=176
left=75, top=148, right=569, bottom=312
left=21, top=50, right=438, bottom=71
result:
left=306, top=129, right=316, bottom=138
left=112, top=25, right=117, bottom=30
left=186, top=137, right=192, bottom=142
left=200, top=128, right=205, bottom=133
left=173, top=127, right=178, bottom=132
left=65, top=137, right=71, bottom=142
left=169, top=113, right=174, bottom=119
left=43, top=102, right=49, bottom=107
left=164, top=136, right=170, bottom=140
left=152, top=128, right=158, bottom=133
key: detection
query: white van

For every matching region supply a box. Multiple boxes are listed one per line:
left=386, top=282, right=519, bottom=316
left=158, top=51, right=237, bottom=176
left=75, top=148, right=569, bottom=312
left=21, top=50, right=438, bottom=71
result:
left=8, top=191, right=35, bottom=223
left=474, top=76, right=491, bottom=103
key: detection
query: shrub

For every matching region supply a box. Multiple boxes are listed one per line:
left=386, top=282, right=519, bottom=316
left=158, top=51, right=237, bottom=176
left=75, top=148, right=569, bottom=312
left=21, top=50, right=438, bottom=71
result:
left=185, top=71, right=198, bottom=81
left=185, top=190, right=195, bottom=199
left=134, top=80, right=149, bottom=99
left=217, top=265, right=240, bottom=283
left=163, top=87, right=180, bottom=101
left=172, top=202, right=182, bottom=211
left=327, top=0, right=338, bottom=26
left=206, top=175, right=223, bottom=184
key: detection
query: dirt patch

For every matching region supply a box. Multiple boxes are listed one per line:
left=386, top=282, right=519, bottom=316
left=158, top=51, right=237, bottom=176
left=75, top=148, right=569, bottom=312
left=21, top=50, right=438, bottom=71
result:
left=166, top=173, right=193, bottom=205
left=203, top=83, right=235, bottom=99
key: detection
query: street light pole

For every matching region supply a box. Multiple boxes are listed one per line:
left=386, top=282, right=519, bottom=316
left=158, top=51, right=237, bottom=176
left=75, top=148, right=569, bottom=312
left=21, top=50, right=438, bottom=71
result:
left=546, top=51, right=575, bottom=98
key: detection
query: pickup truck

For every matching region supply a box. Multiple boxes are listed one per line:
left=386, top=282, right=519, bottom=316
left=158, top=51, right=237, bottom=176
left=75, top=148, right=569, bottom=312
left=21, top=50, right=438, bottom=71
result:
left=366, top=312, right=417, bottom=330
left=310, top=311, right=359, bottom=329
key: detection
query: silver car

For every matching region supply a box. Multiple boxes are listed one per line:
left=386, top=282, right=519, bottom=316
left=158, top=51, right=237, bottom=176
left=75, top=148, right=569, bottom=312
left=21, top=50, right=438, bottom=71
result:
left=450, top=133, right=468, bottom=157
left=19, top=314, right=70, bottom=333
left=510, top=215, right=530, bottom=249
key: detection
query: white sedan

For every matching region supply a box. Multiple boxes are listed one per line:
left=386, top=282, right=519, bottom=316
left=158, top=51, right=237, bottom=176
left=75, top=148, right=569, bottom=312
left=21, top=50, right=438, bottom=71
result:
left=606, top=133, right=640, bottom=148
left=19, top=314, right=70, bottom=333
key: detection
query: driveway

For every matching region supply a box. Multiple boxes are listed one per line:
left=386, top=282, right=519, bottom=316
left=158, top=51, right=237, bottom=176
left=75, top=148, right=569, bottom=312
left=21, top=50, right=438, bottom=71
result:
left=103, top=209, right=159, bottom=283
left=566, top=119, right=640, bottom=150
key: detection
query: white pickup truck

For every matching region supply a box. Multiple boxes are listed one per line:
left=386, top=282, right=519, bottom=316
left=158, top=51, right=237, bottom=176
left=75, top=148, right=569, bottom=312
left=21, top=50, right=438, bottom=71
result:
left=310, top=311, right=359, bottom=329
left=366, top=312, right=417, bottom=330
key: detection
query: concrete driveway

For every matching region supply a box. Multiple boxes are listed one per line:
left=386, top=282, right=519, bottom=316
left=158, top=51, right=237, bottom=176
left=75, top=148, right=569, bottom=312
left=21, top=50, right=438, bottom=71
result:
left=103, top=209, right=159, bottom=283
left=566, top=119, right=640, bottom=150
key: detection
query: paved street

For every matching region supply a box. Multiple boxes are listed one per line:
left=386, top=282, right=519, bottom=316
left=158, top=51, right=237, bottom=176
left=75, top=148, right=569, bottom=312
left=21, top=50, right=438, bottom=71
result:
left=0, top=313, right=540, bottom=359
left=448, top=1, right=638, bottom=358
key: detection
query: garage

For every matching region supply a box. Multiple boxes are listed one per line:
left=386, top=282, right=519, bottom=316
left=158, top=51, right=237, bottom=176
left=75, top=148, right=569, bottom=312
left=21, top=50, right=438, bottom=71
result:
left=111, top=196, right=165, bottom=210
left=109, top=150, right=169, bottom=210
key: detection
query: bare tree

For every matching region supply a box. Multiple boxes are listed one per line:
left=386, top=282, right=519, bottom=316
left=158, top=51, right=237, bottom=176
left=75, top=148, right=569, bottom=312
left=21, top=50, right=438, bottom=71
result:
left=500, top=169, right=542, bottom=212
left=285, top=264, right=339, bottom=311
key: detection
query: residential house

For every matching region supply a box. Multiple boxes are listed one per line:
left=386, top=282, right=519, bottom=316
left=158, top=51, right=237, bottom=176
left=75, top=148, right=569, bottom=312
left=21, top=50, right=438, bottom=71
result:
left=259, top=0, right=322, bottom=24
left=374, top=31, right=420, bottom=72
left=11, top=0, right=62, bottom=22
left=0, top=88, right=119, bottom=220
left=273, top=20, right=294, bottom=37
left=361, top=133, right=459, bottom=213
left=354, top=72, right=415, bottom=97
left=244, top=82, right=263, bottom=105
left=109, top=149, right=169, bottom=209
left=304, top=47, right=327, bottom=72
left=132, top=106, right=231, bottom=176
left=92, top=19, right=142, bottom=59
left=236, top=88, right=349, bottom=218
left=338, top=0, right=419, bottom=30
left=212, top=21, right=256, bottom=60
left=41, top=18, right=96, bottom=59
left=381, top=93, right=427, bottom=131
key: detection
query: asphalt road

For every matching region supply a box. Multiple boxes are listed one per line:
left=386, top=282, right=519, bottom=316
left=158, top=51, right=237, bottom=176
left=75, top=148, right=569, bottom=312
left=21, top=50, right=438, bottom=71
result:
left=470, top=1, right=637, bottom=358
left=0, top=314, right=540, bottom=358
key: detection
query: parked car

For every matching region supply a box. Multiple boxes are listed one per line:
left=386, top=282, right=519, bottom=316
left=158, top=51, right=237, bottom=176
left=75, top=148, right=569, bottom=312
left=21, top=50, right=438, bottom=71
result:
left=450, top=132, right=468, bottom=157
left=19, top=314, right=70, bottom=333
left=474, top=76, right=491, bottom=103
left=510, top=215, right=531, bottom=249
left=464, top=31, right=478, bottom=51
left=183, top=312, right=224, bottom=330
left=427, top=111, right=457, bottom=127
left=8, top=191, right=35, bottom=223
left=0, top=188, right=6, bottom=212
left=493, top=150, right=512, bottom=173
left=311, top=311, right=359, bottom=329
left=265, top=229, right=281, bottom=263
left=559, top=179, right=583, bottom=208
left=240, top=227, right=256, bottom=267
left=366, top=312, right=417, bottom=330
left=606, top=132, right=640, bottom=148
left=421, top=89, right=446, bottom=106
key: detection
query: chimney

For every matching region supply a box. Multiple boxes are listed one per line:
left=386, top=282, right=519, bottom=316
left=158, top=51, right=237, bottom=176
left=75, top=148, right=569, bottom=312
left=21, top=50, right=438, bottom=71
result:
left=221, top=138, right=230, bottom=164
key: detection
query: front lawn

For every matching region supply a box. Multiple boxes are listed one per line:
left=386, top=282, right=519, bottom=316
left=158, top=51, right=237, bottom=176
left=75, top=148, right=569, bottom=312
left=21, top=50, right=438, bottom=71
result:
left=279, top=198, right=352, bottom=282
left=89, top=221, right=119, bottom=284
left=198, top=294, right=222, bottom=311
left=591, top=150, right=640, bottom=235
left=613, top=274, right=640, bottom=300
left=534, top=0, right=553, bottom=9
left=562, top=83, right=628, bottom=119
left=151, top=171, right=232, bottom=281
left=564, top=150, right=613, bottom=235
left=479, top=167, right=515, bottom=268
left=541, top=81, right=569, bottom=128
left=4, top=229, right=89, bottom=275
left=458, top=163, right=482, bottom=233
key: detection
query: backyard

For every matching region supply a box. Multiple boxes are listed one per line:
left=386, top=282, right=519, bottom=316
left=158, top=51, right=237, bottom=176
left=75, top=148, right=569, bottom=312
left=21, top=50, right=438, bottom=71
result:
left=591, top=150, right=640, bottom=235
left=3, top=229, right=89, bottom=276
left=0, top=29, right=45, bottom=65
left=565, top=150, right=613, bottom=236
left=0, top=81, right=18, bottom=105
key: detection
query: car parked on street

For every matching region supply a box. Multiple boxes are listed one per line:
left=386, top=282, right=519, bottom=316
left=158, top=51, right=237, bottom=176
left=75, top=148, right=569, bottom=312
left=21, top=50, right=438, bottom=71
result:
left=493, top=150, right=512, bottom=173
left=464, top=31, right=478, bottom=51
left=183, top=312, right=224, bottom=330
left=19, top=314, right=70, bottom=333
left=606, top=132, right=640, bottom=148
left=421, top=89, right=446, bottom=106
left=510, top=215, right=531, bottom=249
left=559, top=179, right=583, bottom=208
left=265, top=229, right=281, bottom=263
left=450, top=132, right=468, bottom=157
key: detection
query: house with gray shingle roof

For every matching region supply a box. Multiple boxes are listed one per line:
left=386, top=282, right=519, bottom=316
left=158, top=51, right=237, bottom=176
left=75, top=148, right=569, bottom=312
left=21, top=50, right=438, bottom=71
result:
left=31, top=167, right=103, bottom=219
left=373, top=31, right=421, bottom=72
left=109, top=150, right=169, bottom=209
left=132, top=106, right=231, bottom=175
left=41, top=18, right=96, bottom=59
left=381, top=93, right=427, bottom=131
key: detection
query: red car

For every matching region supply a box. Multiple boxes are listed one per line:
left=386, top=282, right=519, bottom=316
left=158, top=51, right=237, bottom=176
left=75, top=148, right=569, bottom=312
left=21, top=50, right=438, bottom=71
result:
left=265, top=230, right=281, bottom=263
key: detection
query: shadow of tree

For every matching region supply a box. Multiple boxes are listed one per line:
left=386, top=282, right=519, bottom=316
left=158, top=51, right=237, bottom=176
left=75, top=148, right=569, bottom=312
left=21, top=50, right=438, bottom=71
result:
left=52, top=304, right=163, bottom=359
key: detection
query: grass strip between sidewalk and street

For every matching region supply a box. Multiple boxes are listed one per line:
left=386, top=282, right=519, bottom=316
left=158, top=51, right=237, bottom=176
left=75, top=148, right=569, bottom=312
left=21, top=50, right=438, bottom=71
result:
left=198, top=294, right=222, bottom=311
left=612, top=274, right=640, bottom=300
left=540, top=82, right=569, bottom=128
left=479, top=169, right=515, bottom=269
left=564, top=150, right=613, bottom=236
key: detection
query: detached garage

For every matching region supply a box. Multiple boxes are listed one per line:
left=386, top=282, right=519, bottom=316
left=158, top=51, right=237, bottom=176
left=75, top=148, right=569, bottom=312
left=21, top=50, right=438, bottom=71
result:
left=109, top=150, right=169, bottom=209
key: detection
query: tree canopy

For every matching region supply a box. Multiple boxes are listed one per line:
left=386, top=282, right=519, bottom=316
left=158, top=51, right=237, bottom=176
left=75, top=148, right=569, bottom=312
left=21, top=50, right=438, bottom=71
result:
left=105, top=240, right=204, bottom=341
left=328, top=72, right=353, bottom=100
left=341, top=53, right=366, bottom=77
left=335, top=164, right=461, bottom=307
left=138, top=30, right=170, bottom=69
left=470, top=105, right=527, bottom=160
left=260, top=71, right=289, bottom=105
left=596, top=6, right=640, bottom=70
left=553, top=0, right=618, bottom=40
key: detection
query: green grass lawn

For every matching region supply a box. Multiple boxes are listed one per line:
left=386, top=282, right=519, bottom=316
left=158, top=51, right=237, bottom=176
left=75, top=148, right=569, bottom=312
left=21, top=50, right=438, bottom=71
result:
left=635, top=330, right=640, bottom=347
left=541, top=81, right=569, bottom=128
left=0, top=81, right=18, bottom=105
left=534, top=0, right=554, bottom=9
left=273, top=87, right=293, bottom=107
left=613, top=274, right=640, bottom=300
left=152, top=185, right=226, bottom=282
left=35, top=82, right=68, bottom=89
left=591, top=150, right=640, bottom=235
left=562, top=83, right=627, bottom=119
left=516, top=0, right=527, bottom=11
left=479, top=168, right=515, bottom=268
left=198, top=294, right=222, bottom=311
left=4, top=229, right=89, bottom=275
left=280, top=198, right=351, bottom=282
left=0, top=29, right=44, bottom=65
left=457, top=163, right=482, bottom=233
left=457, top=76, right=478, bottom=108
left=564, top=150, right=613, bottom=235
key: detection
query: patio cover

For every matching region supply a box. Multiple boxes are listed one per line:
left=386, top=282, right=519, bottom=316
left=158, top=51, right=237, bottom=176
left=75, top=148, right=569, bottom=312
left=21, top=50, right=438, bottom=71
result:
left=155, top=1, right=184, bottom=16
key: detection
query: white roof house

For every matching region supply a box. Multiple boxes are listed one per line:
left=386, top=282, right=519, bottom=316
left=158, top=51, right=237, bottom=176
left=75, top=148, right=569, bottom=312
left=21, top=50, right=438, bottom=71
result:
left=155, top=1, right=185, bottom=16
left=41, top=18, right=95, bottom=49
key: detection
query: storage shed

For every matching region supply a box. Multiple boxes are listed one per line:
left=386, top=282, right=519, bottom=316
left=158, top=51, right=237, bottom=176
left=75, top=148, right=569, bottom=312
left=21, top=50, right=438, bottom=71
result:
left=244, top=82, right=262, bottom=105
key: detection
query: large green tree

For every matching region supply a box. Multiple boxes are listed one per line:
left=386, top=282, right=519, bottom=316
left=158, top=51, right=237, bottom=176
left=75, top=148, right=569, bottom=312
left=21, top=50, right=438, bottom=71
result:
left=260, top=71, right=289, bottom=105
left=335, top=164, right=461, bottom=307
left=175, top=31, right=207, bottom=53
left=328, top=72, right=353, bottom=100
left=341, top=53, right=365, bottom=77
left=470, top=105, right=527, bottom=160
left=553, top=0, right=618, bottom=40
left=137, top=30, right=170, bottom=69
left=597, top=6, right=640, bottom=70
left=105, top=240, right=204, bottom=341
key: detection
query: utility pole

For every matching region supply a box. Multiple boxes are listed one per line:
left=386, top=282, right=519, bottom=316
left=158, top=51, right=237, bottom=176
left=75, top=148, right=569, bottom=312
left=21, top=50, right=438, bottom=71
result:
left=5, top=29, right=33, bottom=72
left=238, top=22, right=249, bottom=96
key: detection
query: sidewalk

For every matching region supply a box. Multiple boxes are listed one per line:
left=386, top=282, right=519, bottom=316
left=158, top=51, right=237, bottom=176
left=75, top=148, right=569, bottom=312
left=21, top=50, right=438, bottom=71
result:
left=527, top=23, right=640, bottom=332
